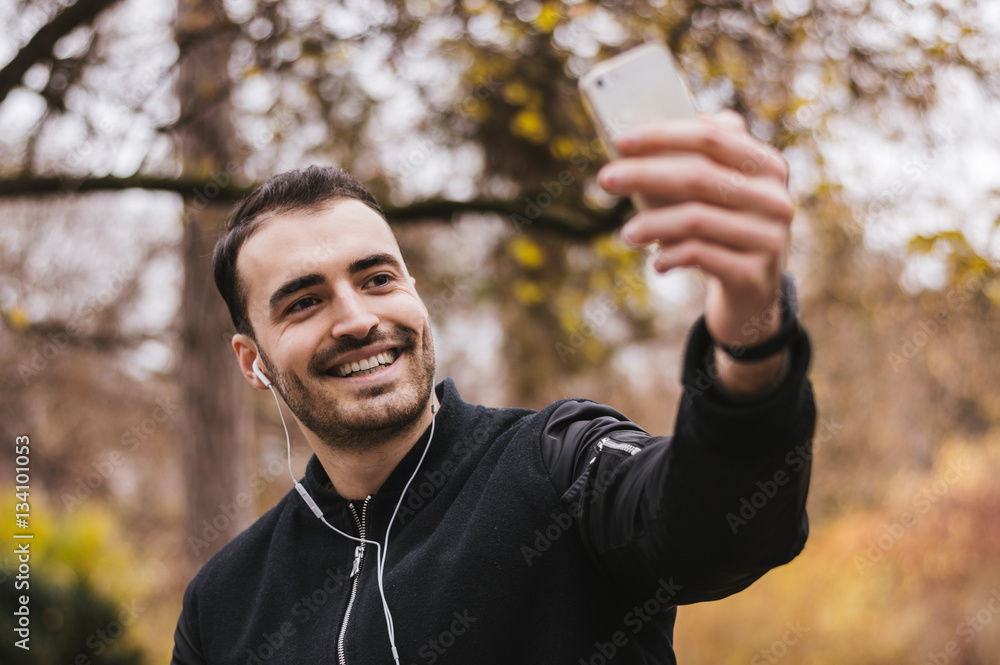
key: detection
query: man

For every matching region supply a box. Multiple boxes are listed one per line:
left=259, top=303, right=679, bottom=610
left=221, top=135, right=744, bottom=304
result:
left=172, top=112, right=815, bottom=665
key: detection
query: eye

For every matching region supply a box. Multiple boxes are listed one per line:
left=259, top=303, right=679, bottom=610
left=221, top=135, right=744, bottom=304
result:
left=365, top=273, right=395, bottom=289
left=286, top=296, right=320, bottom=314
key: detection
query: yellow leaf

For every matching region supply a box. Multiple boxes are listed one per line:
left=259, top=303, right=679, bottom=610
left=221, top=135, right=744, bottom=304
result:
left=984, top=279, right=1000, bottom=304
left=5, top=305, right=30, bottom=330
left=559, top=311, right=583, bottom=334
left=593, top=235, right=631, bottom=261
left=509, top=236, right=545, bottom=269
left=550, top=135, right=578, bottom=161
left=907, top=235, right=938, bottom=254
left=532, top=3, right=561, bottom=33
left=590, top=271, right=612, bottom=292
left=582, top=338, right=604, bottom=362
left=511, top=108, right=549, bottom=143
left=502, top=80, right=531, bottom=106
left=513, top=279, right=546, bottom=305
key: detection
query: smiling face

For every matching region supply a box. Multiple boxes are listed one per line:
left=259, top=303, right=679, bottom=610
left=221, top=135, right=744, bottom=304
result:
left=233, top=198, right=436, bottom=451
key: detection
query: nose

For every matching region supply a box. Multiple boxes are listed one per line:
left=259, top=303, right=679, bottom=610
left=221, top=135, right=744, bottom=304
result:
left=330, top=290, right=379, bottom=339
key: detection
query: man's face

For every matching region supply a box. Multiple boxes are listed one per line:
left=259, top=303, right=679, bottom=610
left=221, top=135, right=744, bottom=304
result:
left=235, top=199, right=435, bottom=450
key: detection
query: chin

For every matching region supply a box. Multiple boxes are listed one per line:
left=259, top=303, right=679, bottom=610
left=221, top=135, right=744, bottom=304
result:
left=286, top=373, right=434, bottom=451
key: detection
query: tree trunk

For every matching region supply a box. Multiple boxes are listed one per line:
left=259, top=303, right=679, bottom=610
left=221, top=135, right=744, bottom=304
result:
left=174, top=0, right=250, bottom=569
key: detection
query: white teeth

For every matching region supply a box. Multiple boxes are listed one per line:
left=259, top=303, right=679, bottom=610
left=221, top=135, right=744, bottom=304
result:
left=334, top=350, right=397, bottom=377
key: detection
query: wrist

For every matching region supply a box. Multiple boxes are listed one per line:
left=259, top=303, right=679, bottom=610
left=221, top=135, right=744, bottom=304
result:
left=711, top=346, right=791, bottom=401
left=716, top=274, right=801, bottom=363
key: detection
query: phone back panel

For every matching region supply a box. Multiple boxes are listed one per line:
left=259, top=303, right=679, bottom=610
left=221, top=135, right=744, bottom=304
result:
left=579, top=43, right=697, bottom=150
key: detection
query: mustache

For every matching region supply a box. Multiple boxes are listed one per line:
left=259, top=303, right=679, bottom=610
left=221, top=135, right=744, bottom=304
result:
left=307, top=328, right=417, bottom=376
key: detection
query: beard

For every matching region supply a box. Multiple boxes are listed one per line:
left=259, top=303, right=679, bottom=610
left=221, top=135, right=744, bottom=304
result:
left=262, top=323, right=436, bottom=452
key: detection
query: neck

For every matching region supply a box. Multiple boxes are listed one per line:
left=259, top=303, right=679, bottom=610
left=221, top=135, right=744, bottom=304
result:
left=305, top=396, right=438, bottom=500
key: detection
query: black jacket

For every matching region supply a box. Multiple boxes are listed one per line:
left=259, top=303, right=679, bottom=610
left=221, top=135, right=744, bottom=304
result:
left=172, top=321, right=815, bottom=665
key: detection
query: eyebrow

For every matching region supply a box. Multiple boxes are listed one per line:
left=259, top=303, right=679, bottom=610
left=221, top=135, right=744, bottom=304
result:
left=267, top=254, right=403, bottom=314
left=268, top=273, right=325, bottom=314
left=348, top=253, right=402, bottom=275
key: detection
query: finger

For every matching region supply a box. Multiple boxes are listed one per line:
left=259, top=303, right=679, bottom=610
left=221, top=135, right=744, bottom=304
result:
left=705, top=109, right=748, bottom=132
left=615, top=117, right=788, bottom=183
left=621, top=203, right=788, bottom=255
left=599, top=156, right=794, bottom=221
left=648, top=239, right=778, bottom=292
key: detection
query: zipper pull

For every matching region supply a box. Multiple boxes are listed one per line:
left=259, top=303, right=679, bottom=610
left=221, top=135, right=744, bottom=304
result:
left=350, top=544, right=364, bottom=579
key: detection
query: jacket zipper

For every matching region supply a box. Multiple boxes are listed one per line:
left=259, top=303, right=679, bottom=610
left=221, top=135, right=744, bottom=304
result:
left=589, top=437, right=642, bottom=464
left=597, top=438, right=642, bottom=455
left=337, top=496, right=371, bottom=665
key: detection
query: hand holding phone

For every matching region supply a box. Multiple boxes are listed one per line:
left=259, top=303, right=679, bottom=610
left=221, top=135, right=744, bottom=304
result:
left=582, top=44, right=797, bottom=379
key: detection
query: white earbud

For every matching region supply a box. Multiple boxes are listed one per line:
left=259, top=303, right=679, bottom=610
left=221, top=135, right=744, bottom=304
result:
left=252, top=357, right=272, bottom=388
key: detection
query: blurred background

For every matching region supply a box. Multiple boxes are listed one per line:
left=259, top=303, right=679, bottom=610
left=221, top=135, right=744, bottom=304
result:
left=1, top=0, right=999, bottom=663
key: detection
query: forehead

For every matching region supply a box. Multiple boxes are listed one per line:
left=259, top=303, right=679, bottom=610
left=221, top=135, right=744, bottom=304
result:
left=237, top=198, right=403, bottom=298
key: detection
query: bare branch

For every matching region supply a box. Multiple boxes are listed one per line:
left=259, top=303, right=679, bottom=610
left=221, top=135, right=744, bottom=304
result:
left=0, top=174, right=246, bottom=198
left=6, top=319, right=164, bottom=352
left=0, top=175, right=631, bottom=237
left=0, top=0, right=121, bottom=104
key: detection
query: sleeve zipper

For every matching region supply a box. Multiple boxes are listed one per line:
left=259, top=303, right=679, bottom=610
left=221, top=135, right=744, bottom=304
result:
left=588, top=437, right=643, bottom=464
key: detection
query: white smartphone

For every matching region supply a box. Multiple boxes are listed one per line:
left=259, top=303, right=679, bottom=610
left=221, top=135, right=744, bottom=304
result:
left=579, top=43, right=698, bottom=209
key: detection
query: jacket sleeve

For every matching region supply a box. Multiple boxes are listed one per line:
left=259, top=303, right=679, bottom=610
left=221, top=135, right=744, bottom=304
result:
left=539, top=316, right=816, bottom=606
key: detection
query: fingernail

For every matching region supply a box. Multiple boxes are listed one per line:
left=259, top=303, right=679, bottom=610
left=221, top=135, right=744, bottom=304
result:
left=599, top=165, right=620, bottom=187
left=617, top=132, right=638, bottom=150
left=620, top=221, right=638, bottom=244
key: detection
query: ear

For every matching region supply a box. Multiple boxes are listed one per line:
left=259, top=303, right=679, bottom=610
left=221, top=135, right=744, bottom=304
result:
left=233, top=334, right=270, bottom=390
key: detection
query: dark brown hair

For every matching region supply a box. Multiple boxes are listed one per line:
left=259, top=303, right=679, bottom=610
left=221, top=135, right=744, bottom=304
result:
left=212, top=165, right=384, bottom=338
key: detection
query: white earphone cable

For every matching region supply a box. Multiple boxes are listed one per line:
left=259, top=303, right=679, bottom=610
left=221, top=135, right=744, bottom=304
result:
left=378, top=402, right=436, bottom=646
left=265, top=379, right=436, bottom=665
